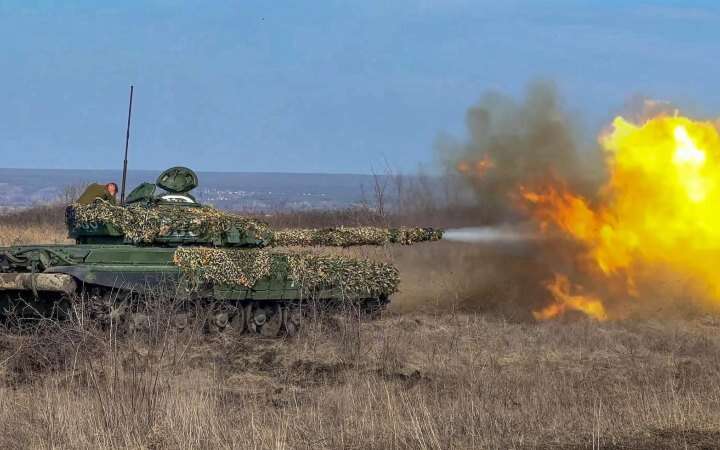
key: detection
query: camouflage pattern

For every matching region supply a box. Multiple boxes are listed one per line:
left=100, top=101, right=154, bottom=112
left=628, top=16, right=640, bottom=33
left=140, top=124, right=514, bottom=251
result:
left=272, top=226, right=443, bottom=247
left=72, top=200, right=441, bottom=248
left=173, top=247, right=399, bottom=297
left=174, top=247, right=272, bottom=288
left=286, top=251, right=399, bottom=297
left=0, top=273, right=77, bottom=295
left=72, top=200, right=271, bottom=244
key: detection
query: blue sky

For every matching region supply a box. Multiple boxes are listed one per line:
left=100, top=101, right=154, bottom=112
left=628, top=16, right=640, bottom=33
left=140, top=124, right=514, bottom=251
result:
left=0, top=0, right=718, bottom=173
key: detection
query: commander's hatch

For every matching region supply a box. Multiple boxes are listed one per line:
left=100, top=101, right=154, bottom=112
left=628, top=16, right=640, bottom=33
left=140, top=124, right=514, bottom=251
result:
left=157, top=166, right=198, bottom=193
left=156, top=166, right=199, bottom=204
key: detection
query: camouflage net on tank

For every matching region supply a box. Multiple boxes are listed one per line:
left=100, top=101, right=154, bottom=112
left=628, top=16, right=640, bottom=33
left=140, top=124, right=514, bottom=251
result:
left=173, top=247, right=400, bottom=297
left=272, top=226, right=443, bottom=247
left=286, top=252, right=400, bottom=296
left=71, top=200, right=270, bottom=243
left=173, top=247, right=272, bottom=288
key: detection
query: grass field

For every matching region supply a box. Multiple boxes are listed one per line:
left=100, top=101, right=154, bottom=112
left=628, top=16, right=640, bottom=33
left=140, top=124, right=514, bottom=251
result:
left=0, top=209, right=719, bottom=449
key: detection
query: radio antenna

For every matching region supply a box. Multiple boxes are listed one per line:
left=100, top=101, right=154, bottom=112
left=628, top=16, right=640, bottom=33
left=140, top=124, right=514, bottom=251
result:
left=120, top=85, right=134, bottom=205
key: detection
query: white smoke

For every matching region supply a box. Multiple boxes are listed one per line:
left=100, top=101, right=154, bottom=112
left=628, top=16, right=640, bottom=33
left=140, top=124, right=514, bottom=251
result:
left=443, top=226, right=540, bottom=243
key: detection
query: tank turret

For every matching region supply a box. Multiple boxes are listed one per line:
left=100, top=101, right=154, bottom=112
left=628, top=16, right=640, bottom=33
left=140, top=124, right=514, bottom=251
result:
left=67, top=167, right=272, bottom=246
left=66, top=166, right=442, bottom=248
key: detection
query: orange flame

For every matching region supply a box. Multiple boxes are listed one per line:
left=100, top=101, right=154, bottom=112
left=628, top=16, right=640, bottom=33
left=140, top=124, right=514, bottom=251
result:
left=523, top=115, right=720, bottom=320
left=533, top=274, right=607, bottom=321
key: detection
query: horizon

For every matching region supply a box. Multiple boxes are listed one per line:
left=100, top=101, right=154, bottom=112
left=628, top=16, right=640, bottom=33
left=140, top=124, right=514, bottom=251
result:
left=0, top=166, right=405, bottom=210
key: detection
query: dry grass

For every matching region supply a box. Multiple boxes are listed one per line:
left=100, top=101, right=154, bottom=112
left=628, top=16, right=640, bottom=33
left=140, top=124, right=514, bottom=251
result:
left=0, top=205, right=71, bottom=246
left=1, top=209, right=719, bottom=449
left=1, top=313, right=719, bottom=449
left=0, top=224, right=71, bottom=246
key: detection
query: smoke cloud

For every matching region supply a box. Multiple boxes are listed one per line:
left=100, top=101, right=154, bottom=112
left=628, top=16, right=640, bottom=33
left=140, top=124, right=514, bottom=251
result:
left=440, top=80, right=600, bottom=222
left=432, top=83, right=717, bottom=321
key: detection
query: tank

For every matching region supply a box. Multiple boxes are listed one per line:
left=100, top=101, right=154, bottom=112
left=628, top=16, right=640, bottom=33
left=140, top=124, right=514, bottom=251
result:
left=0, top=167, right=442, bottom=336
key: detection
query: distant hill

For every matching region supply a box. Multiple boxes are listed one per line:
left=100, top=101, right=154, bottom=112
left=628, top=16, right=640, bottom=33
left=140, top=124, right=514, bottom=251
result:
left=0, top=168, right=384, bottom=211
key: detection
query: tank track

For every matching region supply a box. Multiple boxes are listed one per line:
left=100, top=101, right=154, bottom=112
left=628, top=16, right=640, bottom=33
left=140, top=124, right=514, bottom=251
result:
left=0, top=286, right=389, bottom=337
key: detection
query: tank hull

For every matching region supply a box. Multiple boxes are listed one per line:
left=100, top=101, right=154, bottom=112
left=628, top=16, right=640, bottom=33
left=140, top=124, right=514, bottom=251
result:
left=0, top=244, right=389, bottom=335
left=1, top=244, right=370, bottom=300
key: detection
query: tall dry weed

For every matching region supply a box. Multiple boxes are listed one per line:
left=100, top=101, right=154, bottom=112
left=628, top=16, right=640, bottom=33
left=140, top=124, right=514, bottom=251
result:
left=1, top=312, right=720, bottom=448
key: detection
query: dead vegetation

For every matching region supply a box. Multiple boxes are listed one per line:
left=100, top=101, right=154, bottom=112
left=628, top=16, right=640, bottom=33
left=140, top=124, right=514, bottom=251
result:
left=0, top=205, right=70, bottom=246
left=0, top=207, right=719, bottom=449
left=1, top=307, right=719, bottom=449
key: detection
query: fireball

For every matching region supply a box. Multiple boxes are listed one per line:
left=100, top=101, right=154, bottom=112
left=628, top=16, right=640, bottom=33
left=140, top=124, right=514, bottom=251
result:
left=523, top=114, right=720, bottom=320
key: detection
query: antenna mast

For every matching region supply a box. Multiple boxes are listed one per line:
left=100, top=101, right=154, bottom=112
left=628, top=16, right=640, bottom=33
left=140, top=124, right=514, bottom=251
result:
left=120, top=85, right=134, bottom=205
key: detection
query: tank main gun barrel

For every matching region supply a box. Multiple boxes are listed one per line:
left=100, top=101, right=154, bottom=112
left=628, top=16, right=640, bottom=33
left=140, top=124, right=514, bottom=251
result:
left=271, top=226, right=443, bottom=247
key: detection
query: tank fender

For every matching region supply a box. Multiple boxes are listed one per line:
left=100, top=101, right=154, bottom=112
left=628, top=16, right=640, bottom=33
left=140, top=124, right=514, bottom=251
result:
left=45, top=266, right=180, bottom=292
